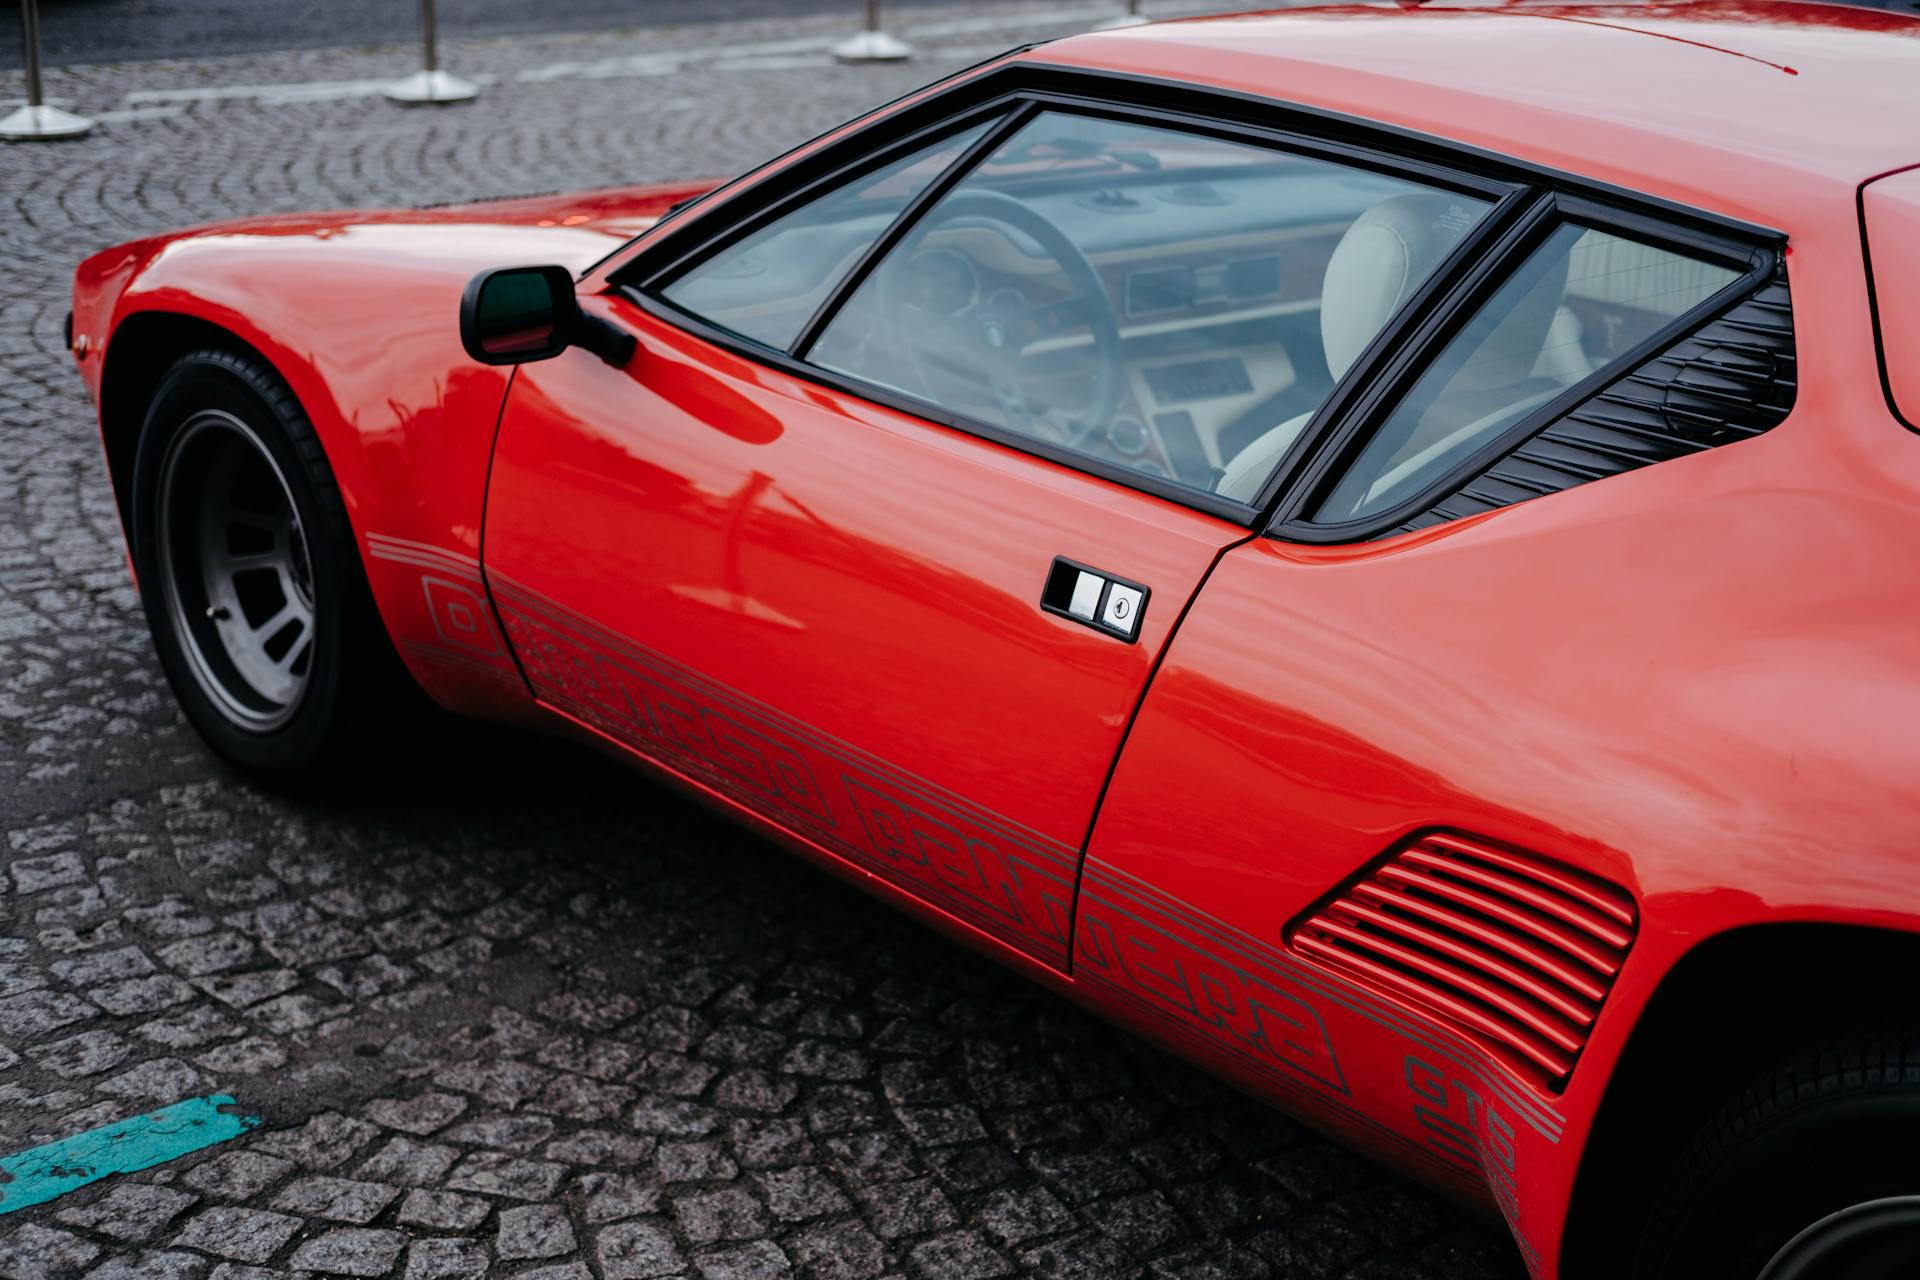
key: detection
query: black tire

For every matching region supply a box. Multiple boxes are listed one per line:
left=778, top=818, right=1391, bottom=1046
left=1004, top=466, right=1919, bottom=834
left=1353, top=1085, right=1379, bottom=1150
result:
left=1635, top=1019, right=1920, bottom=1279
left=130, top=346, right=422, bottom=788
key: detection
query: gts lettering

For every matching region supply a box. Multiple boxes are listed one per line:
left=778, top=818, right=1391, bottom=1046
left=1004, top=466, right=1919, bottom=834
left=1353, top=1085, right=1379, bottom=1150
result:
left=1406, top=1055, right=1519, bottom=1222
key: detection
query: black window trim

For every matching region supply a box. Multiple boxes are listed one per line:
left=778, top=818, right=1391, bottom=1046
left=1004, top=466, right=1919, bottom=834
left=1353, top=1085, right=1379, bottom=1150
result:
left=624, top=291, right=1263, bottom=522
left=581, top=41, right=1048, bottom=283
left=616, top=69, right=1519, bottom=525
left=785, top=93, right=1513, bottom=361
left=1236, top=184, right=1542, bottom=518
left=606, top=60, right=1787, bottom=531
left=1013, top=64, right=1786, bottom=249
left=635, top=97, right=1033, bottom=307
left=790, top=103, right=1042, bottom=359
left=1858, top=164, right=1920, bottom=437
left=1264, top=192, right=1780, bottom=542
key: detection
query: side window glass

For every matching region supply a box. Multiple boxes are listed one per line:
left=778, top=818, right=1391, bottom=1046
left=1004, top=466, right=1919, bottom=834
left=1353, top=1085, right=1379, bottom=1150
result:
left=660, top=120, right=995, bottom=352
left=1312, top=225, right=1741, bottom=523
left=807, top=111, right=1493, bottom=500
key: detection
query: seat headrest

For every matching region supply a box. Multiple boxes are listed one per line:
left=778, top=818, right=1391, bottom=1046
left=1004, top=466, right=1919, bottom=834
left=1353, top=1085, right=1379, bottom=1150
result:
left=1320, top=193, right=1481, bottom=380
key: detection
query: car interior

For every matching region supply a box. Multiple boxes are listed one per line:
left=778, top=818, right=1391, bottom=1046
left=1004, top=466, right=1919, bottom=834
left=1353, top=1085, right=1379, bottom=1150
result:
left=660, top=110, right=1741, bottom=520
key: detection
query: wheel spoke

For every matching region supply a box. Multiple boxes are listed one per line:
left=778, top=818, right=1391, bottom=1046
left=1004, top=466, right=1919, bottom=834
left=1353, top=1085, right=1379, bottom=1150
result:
left=249, top=599, right=305, bottom=643
left=274, top=628, right=313, bottom=676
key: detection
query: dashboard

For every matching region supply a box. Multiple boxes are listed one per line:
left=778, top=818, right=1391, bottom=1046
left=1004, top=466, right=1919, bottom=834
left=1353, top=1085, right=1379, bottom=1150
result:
left=688, top=158, right=1423, bottom=497
left=874, top=192, right=1355, bottom=488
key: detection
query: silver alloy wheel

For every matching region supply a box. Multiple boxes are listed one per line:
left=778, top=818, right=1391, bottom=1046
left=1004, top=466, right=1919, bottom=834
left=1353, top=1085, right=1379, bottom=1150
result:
left=1758, top=1196, right=1920, bottom=1279
left=155, top=409, right=315, bottom=732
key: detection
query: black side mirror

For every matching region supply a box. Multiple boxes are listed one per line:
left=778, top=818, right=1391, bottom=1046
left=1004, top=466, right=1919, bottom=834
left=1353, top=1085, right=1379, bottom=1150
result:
left=460, top=264, right=636, bottom=368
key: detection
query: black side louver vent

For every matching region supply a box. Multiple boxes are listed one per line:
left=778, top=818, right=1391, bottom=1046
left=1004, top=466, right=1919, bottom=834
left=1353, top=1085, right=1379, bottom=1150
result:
left=1393, top=265, right=1796, bottom=535
left=1289, top=832, right=1638, bottom=1091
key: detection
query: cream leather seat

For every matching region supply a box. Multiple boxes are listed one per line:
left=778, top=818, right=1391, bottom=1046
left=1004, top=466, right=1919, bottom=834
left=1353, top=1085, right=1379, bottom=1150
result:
left=1217, top=192, right=1477, bottom=502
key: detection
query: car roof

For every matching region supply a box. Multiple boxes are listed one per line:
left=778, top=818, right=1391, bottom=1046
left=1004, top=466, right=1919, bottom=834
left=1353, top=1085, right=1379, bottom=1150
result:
left=1022, top=1, right=1920, bottom=228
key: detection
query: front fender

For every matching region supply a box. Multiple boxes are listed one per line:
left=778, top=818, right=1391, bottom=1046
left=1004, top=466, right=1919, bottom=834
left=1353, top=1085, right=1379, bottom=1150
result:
left=73, top=184, right=715, bottom=718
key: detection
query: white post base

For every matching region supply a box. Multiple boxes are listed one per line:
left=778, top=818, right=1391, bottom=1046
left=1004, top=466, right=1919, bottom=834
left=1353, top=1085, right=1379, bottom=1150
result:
left=832, top=30, right=914, bottom=62
left=1094, top=11, right=1150, bottom=28
left=385, top=68, right=479, bottom=105
left=0, top=102, right=93, bottom=140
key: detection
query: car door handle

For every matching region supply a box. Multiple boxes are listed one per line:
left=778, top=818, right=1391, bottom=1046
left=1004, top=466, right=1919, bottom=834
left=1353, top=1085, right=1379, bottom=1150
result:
left=1040, top=557, right=1148, bottom=643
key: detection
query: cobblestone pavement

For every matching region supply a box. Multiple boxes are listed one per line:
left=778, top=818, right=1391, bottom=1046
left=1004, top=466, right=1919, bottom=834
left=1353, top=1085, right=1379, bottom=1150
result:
left=9, top=0, right=994, bottom=69
left=0, top=8, right=1528, bottom=1278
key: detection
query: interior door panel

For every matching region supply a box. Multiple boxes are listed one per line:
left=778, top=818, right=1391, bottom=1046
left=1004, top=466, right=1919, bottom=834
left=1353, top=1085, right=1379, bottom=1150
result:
left=482, top=292, right=1247, bottom=972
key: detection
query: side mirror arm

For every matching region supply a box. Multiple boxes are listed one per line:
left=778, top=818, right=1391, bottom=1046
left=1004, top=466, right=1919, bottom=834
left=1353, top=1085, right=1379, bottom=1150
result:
left=570, top=309, right=638, bottom=369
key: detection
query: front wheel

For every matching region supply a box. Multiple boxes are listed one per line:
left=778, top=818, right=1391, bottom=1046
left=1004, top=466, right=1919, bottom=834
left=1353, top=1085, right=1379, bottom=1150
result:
left=130, top=346, right=420, bottom=786
left=1635, top=1019, right=1920, bottom=1279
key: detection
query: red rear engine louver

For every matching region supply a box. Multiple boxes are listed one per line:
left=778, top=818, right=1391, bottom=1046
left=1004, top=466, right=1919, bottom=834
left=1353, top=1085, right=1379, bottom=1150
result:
left=1289, top=832, right=1637, bottom=1090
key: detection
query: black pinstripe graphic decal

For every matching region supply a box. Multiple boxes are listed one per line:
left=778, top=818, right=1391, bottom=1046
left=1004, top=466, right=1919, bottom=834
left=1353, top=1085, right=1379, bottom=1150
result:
left=1083, top=856, right=1566, bottom=1141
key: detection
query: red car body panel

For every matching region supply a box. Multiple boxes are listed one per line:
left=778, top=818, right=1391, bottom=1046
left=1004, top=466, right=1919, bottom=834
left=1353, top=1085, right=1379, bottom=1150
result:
left=71, top=183, right=714, bottom=715
left=1010, top=2, right=1920, bottom=232
left=1080, top=412, right=1920, bottom=1264
left=68, top=5, right=1920, bottom=1277
left=480, top=291, right=1247, bottom=972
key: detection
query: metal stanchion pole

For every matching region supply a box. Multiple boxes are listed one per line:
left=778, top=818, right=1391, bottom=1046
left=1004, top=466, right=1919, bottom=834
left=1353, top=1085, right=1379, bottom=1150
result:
left=1094, top=0, right=1149, bottom=30
left=1, top=0, right=94, bottom=141
left=387, top=0, right=479, bottom=104
left=833, top=0, right=914, bottom=62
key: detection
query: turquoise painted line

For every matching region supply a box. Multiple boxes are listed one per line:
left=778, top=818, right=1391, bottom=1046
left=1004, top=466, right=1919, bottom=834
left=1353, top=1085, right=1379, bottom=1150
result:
left=0, top=1094, right=260, bottom=1216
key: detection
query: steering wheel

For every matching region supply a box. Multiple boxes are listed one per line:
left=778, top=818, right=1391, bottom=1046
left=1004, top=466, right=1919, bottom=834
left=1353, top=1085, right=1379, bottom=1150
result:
left=879, top=191, right=1124, bottom=448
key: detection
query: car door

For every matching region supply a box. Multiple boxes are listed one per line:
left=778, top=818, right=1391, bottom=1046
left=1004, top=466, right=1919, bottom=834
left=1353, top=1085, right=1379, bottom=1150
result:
left=1068, top=188, right=1787, bottom=1260
left=480, top=89, right=1503, bottom=973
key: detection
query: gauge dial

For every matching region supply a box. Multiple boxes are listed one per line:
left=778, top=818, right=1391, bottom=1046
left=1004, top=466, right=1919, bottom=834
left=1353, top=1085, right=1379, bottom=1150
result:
left=901, top=249, right=979, bottom=316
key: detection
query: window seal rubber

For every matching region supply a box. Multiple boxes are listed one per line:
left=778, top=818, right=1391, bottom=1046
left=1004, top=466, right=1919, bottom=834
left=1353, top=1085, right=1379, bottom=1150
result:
left=790, top=102, right=1041, bottom=360
left=602, top=60, right=1787, bottom=530
left=1262, top=190, right=1781, bottom=544
left=621, top=287, right=1266, bottom=525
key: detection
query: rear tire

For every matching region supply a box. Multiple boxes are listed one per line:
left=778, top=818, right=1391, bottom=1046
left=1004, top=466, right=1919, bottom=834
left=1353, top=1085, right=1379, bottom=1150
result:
left=1635, top=1018, right=1920, bottom=1279
left=130, top=346, right=421, bottom=788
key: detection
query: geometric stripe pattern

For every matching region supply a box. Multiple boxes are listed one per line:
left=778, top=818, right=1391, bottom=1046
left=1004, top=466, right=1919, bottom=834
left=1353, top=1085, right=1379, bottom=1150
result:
left=488, top=572, right=1080, bottom=972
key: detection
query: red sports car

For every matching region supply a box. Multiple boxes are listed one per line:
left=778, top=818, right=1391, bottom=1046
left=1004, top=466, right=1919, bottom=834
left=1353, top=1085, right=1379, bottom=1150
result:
left=67, top=3, right=1920, bottom=1275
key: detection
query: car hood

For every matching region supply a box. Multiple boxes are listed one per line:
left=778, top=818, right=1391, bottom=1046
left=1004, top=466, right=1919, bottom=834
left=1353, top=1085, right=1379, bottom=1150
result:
left=72, top=178, right=724, bottom=406
left=112, top=180, right=725, bottom=277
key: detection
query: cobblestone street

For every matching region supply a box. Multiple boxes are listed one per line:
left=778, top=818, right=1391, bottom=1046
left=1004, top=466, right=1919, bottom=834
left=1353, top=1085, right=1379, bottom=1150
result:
left=0, top=8, right=1525, bottom=1278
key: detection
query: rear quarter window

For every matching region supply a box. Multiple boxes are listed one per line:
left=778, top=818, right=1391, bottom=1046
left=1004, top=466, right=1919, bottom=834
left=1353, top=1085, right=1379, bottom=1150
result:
left=1313, top=224, right=1740, bottom=524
